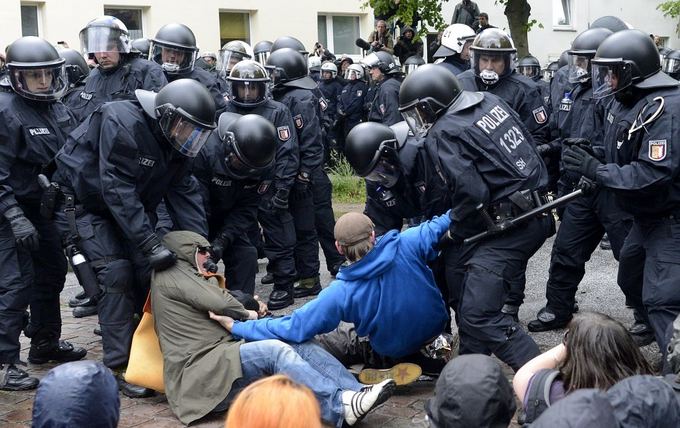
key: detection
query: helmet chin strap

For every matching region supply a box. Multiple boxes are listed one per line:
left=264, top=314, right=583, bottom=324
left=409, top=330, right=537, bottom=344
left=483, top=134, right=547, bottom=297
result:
left=479, top=69, right=499, bottom=86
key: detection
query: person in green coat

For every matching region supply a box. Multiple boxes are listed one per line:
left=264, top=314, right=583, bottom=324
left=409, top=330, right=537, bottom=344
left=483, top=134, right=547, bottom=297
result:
left=151, top=230, right=395, bottom=426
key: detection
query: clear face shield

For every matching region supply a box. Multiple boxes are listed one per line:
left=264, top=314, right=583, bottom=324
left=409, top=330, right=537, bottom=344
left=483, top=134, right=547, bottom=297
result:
left=344, top=67, right=363, bottom=81
left=403, top=63, right=421, bottom=76
left=567, top=54, right=592, bottom=84
left=517, top=65, right=540, bottom=78
left=229, top=80, right=269, bottom=106
left=9, top=64, right=67, bottom=101
left=150, top=42, right=197, bottom=74
left=591, top=60, right=632, bottom=99
left=222, top=132, right=273, bottom=180
left=255, top=51, right=270, bottom=66
left=400, top=100, right=438, bottom=138
left=543, top=68, right=555, bottom=81
left=79, top=26, right=128, bottom=54
left=663, top=57, right=680, bottom=76
left=363, top=141, right=402, bottom=188
left=156, top=104, right=213, bottom=157
left=219, top=50, right=249, bottom=78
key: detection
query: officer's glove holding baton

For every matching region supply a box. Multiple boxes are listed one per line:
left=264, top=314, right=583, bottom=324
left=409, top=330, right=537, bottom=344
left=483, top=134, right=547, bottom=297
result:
left=141, top=234, right=177, bottom=271
left=563, top=145, right=602, bottom=181
left=4, top=206, right=39, bottom=251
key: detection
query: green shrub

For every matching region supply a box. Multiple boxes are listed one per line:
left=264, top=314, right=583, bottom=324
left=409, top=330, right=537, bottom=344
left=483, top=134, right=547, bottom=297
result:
left=328, top=152, right=366, bottom=203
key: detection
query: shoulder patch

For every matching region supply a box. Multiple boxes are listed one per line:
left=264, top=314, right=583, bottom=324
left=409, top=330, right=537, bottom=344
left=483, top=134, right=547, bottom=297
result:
left=356, top=90, right=363, bottom=97
left=257, top=182, right=271, bottom=195
left=607, top=112, right=614, bottom=124
left=293, top=114, right=304, bottom=129
left=277, top=126, right=291, bottom=141
left=379, top=103, right=386, bottom=115
left=532, top=106, right=548, bottom=124
left=319, top=98, right=328, bottom=111
left=648, top=140, right=667, bottom=161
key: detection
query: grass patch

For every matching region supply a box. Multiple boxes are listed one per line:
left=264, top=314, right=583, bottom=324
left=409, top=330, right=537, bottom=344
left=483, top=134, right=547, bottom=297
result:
left=328, top=151, right=366, bottom=204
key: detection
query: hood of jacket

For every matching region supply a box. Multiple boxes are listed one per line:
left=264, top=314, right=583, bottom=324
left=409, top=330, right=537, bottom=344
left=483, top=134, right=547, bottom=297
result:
left=607, top=375, right=680, bottom=427
left=530, top=389, right=618, bottom=428
left=162, top=230, right=209, bottom=270
left=336, top=230, right=398, bottom=281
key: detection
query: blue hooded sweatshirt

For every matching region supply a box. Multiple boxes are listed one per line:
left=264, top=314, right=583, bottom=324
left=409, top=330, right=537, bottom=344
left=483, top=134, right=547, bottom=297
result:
left=232, top=212, right=450, bottom=358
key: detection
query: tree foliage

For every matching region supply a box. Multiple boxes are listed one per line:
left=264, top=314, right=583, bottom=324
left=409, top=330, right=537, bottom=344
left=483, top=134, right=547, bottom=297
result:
left=657, top=1, right=680, bottom=35
left=365, top=0, right=449, bottom=39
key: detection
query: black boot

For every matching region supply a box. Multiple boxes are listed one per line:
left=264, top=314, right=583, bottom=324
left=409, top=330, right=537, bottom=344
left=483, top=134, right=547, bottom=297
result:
left=293, top=276, right=322, bottom=298
left=528, top=307, right=572, bottom=333
left=267, top=289, right=294, bottom=310
left=0, top=364, right=38, bottom=391
left=73, top=297, right=98, bottom=318
left=261, top=272, right=275, bottom=285
left=115, top=373, right=155, bottom=398
left=68, top=290, right=88, bottom=307
left=628, top=321, right=655, bottom=347
left=28, top=340, right=87, bottom=364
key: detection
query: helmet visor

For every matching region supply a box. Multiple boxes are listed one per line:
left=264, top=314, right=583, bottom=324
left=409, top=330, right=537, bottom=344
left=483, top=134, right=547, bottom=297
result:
left=9, top=64, right=67, bottom=101
left=400, top=101, right=437, bottom=138
left=403, top=63, right=420, bottom=76
left=255, top=51, right=270, bottom=66
left=568, top=54, right=592, bottom=83
left=79, top=27, right=128, bottom=54
left=229, top=81, right=268, bottom=106
left=223, top=132, right=272, bottom=179
left=663, top=57, right=680, bottom=75
left=157, top=105, right=213, bottom=157
left=345, top=68, right=363, bottom=80
left=517, top=65, right=539, bottom=78
left=591, top=60, right=632, bottom=99
left=150, top=42, right=196, bottom=74
left=219, top=50, right=249, bottom=78
left=364, top=157, right=401, bottom=188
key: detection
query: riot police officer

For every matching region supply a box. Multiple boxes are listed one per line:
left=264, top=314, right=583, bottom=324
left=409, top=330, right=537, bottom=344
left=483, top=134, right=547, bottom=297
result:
left=130, top=38, right=150, bottom=58
left=517, top=55, right=549, bottom=101
left=663, top=50, right=680, bottom=80
left=432, top=23, right=476, bottom=76
left=400, top=64, right=553, bottom=371
left=562, top=30, right=680, bottom=369
left=0, top=37, right=86, bottom=391
left=402, top=55, right=425, bottom=76
left=218, top=40, right=253, bottom=80
left=59, top=48, right=89, bottom=106
left=319, top=61, right=343, bottom=147
left=253, top=40, right=273, bottom=66
left=193, top=113, right=277, bottom=295
left=51, top=79, right=213, bottom=396
left=364, top=51, right=402, bottom=126
left=223, top=60, right=299, bottom=309
left=149, top=23, right=227, bottom=117
left=337, top=64, right=368, bottom=143
left=65, top=16, right=167, bottom=122
left=266, top=47, right=325, bottom=298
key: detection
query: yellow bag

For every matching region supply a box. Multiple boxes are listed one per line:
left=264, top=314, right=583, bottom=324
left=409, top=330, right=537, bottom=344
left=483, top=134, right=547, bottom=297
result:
left=124, top=294, right=165, bottom=392
left=124, top=271, right=227, bottom=393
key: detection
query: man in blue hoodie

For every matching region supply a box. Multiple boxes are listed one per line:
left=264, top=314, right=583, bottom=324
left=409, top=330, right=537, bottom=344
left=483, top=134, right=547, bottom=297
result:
left=210, top=211, right=451, bottom=383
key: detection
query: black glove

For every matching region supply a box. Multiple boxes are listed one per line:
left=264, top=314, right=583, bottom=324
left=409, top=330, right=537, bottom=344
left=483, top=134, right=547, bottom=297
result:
left=271, top=188, right=290, bottom=211
left=536, top=144, right=552, bottom=156
left=4, top=207, right=39, bottom=251
left=563, top=138, right=590, bottom=148
left=563, top=145, right=602, bottom=181
left=141, top=234, right=176, bottom=271
left=293, top=172, right=312, bottom=198
left=210, top=239, right=225, bottom=261
left=203, top=257, right=218, bottom=274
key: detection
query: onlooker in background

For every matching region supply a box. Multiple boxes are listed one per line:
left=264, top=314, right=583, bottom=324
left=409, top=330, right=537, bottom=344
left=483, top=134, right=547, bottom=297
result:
left=425, top=355, right=516, bottom=428
left=473, top=12, right=495, bottom=34
left=393, top=26, right=424, bottom=64
left=225, top=375, right=322, bottom=428
left=32, top=361, right=120, bottom=428
left=451, top=0, right=480, bottom=27
left=513, top=312, right=653, bottom=424
left=368, top=20, right=394, bottom=54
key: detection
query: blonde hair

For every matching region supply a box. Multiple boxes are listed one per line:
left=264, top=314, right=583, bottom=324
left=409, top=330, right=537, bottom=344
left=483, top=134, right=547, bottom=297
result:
left=225, top=375, right=322, bottom=428
left=340, top=237, right=374, bottom=263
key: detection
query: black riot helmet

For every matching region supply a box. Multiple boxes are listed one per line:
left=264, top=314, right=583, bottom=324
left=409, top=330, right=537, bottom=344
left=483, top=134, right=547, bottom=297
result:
left=544, top=61, right=560, bottom=81
left=402, top=55, right=425, bottom=76
left=470, top=28, right=517, bottom=86
left=218, top=40, right=253, bottom=79
left=218, top=113, right=277, bottom=180
left=265, top=48, right=317, bottom=90
left=271, top=36, right=309, bottom=59
left=58, top=48, right=89, bottom=87
left=567, top=28, right=613, bottom=84
left=362, top=50, right=401, bottom=75
left=590, top=16, right=633, bottom=33
left=227, top=60, right=271, bottom=108
left=345, top=122, right=402, bottom=188
left=517, top=55, right=541, bottom=78
left=398, top=64, right=482, bottom=138
left=591, top=29, right=678, bottom=100
left=253, top=40, right=273, bottom=65
left=150, top=23, right=199, bottom=75
left=130, top=38, right=150, bottom=58
left=79, top=16, right=131, bottom=55
left=135, top=79, right=216, bottom=157
left=558, top=50, right=569, bottom=68
left=6, top=36, right=67, bottom=101
left=663, top=49, right=680, bottom=80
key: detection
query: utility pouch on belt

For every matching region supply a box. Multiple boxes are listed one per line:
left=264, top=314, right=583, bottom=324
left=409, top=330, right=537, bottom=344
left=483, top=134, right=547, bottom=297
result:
left=38, top=174, right=60, bottom=219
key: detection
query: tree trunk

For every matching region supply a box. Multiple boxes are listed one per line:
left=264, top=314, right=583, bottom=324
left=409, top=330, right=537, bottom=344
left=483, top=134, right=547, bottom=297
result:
left=504, top=0, right=532, bottom=58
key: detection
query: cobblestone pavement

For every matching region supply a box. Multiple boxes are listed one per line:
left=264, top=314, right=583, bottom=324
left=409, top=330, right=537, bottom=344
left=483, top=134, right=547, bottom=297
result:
left=1, top=209, right=659, bottom=427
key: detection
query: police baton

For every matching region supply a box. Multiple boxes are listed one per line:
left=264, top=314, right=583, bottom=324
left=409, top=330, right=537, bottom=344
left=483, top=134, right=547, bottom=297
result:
left=463, top=178, right=594, bottom=245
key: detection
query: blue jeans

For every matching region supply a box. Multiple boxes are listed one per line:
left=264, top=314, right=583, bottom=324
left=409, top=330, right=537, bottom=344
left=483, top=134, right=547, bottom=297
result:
left=227, top=340, right=362, bottom=427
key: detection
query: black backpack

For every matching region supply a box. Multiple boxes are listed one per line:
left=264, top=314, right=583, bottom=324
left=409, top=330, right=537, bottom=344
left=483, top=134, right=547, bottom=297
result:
left=520, top=368, right=562, bottom=426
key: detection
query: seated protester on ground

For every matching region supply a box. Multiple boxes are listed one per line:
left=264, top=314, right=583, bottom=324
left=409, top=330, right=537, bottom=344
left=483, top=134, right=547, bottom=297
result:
left=393, top=26, right=423, bottom=65
left=425, top=354, right=515, bottom=428
left=530, top=389, right=618, bottom=428
left=151, top=230, right=395, bottom=427
left=513, top=312, right=652, bottom=424
left=667, top=313, right=680, bottom=374
left=606, top=375, right=680, bottom=427
left=210, top=211, right=450, bottom=381
left=32, top=361, right=119, bottom=428
left=225, top=374, right=322, bottom=428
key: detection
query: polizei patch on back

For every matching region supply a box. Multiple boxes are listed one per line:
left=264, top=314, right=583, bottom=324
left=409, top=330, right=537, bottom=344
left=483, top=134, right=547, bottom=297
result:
left=475, top=105, right=511, bottom=135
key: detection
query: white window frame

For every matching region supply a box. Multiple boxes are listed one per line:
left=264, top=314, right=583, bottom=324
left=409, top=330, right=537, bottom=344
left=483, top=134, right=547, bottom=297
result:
left=20, top=2, right=43, bottom=37
left=552, top=0, right=575, bottom=31
left=103, top=6, right=146, bottom=39
left=318, top=14, right=361, bottom=56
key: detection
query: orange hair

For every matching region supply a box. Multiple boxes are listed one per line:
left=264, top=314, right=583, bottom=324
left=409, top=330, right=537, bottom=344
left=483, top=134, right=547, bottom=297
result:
left=225, top=375, right=322, bottom=428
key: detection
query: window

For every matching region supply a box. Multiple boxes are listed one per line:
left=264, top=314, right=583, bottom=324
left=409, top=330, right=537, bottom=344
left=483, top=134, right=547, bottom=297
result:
left=318, top=15, right=361, bottom=55
left=552, top=0, right=573, bottom=29
left=104, top=7, right=144, bottom=39
left=219, top=12, right=250, bottom=47
left=21, top=3, right=41, bottom=37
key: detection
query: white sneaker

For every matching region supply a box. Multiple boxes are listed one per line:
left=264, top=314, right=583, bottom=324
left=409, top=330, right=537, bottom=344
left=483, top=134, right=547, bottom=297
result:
left=342, top=378, right=396, bottom=426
